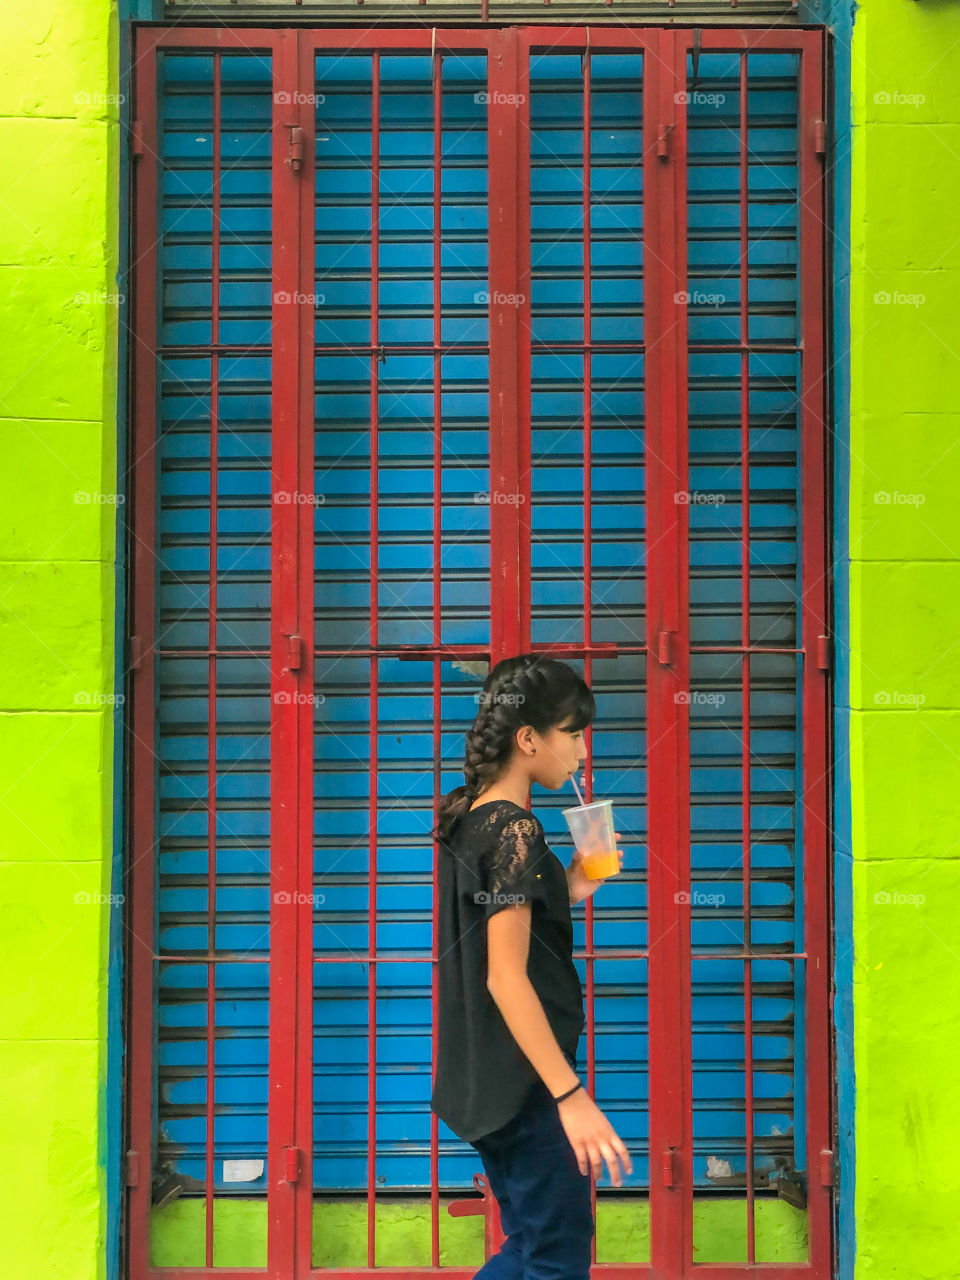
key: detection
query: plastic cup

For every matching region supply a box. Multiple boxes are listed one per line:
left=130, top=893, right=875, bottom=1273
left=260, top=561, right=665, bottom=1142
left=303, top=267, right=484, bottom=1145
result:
left=562, top=798, right=621, bottom=880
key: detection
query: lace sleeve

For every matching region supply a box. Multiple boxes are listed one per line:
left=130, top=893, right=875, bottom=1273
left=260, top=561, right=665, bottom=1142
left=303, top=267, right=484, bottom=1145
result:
left=482, top=814, right=550, bottom=917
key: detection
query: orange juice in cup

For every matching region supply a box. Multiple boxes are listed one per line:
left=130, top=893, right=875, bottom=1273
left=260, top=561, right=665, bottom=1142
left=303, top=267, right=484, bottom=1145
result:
left=562, top=799, right=621, bottom=880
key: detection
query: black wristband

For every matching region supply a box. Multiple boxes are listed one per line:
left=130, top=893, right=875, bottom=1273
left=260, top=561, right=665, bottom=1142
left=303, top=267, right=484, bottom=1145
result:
left=552, top=1081, right=583, bottom=1104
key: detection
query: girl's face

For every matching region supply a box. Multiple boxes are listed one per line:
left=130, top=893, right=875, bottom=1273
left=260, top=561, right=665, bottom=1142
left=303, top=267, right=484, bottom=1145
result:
left=533, top=717, right=589, bottom=790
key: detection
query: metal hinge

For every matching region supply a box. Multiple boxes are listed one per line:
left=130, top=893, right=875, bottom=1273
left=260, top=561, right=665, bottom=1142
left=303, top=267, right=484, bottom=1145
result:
left=819, top=1147, right=835, bottom=1187
left=661, top=1147, right=679, bottom=1188
left=283, top=634, right=304, bottom=673
left=657, top=630, right=674, bottom=666
left=285, top=124, right=305, bottom=173
left=656, top=122, right=674, bottom=162
left=815, top=634, right=831, bottom=672
left=126, top=1149, right=140, bottom=1188
left=813, top=119, right=827, bottom=158
left=283, top=1146, right=302, bottom=1184
left=131, top=120, right=144, bottom=160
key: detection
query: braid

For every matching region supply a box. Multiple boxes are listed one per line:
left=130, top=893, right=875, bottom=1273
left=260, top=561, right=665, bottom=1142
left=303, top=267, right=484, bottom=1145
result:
left=462, top=692, right=519, bottom=799
left=433, top=653, right=581, bottom=849
left=435, top=660, right=528, bottom=847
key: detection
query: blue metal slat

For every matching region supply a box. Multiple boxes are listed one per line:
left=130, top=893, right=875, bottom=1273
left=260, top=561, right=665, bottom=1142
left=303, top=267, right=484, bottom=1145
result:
left=155, top=50, right=275, bottom=1201
left=685, top=47, right=806, bottom=1199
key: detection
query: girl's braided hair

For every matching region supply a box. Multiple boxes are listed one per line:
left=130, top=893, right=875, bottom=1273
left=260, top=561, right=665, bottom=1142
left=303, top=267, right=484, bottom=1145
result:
left=433, top=653, right=595, bottom=849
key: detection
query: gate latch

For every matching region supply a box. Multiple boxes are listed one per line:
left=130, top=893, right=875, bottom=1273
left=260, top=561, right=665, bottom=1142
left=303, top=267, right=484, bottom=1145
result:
left=657, top=630, right=675, bottom=667
left=656, top=122, right=674, bottom=161
left=285, top=125, right=305, bottom=173
left=283, top=634, right=304, bottom=674
left=283, top=1146, right=302, bottom=1184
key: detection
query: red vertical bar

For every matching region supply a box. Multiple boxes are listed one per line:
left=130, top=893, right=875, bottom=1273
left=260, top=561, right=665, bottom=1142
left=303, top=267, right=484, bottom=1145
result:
left=366, top=48, right=382, bottom=1271
left=488, top=28, right=523, bottom=661
left=269, top=28, right=304, bottom=1280
left=579, top=37, right=600, bottom=1262
left=797, top=30, right=832, bottom=1277
left=430, top=34, right=443, bottom=1272
left=515, top=36, right=532, bottom=654
left=127, top=28, right=161, bottom=1280
left=645, top=28, right=691, bottom=1280
left=204, top=48, right=223, bottom=1271
left=581, top=40, right=593, bottom=671
left=737, top=51, right=757, bottom=1265
left=295, top=27, right=317, bottom=1280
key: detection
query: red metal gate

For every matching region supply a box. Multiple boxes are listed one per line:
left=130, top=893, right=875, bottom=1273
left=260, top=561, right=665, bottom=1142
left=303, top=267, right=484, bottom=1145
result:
left=127, top=23, right=832, bottom=1280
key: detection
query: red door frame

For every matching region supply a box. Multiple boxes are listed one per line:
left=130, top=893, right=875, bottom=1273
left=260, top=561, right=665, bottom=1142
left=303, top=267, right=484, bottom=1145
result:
left=127, top=24, right=831, bottom=1280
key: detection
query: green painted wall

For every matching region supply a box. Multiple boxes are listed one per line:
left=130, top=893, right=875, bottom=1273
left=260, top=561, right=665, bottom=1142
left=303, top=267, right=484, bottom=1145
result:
left=0, top=4, right=120, bottom=1280
left=149, top=1196, right=808, bottom=1267
left=849, top=2, right=960, bottom=1278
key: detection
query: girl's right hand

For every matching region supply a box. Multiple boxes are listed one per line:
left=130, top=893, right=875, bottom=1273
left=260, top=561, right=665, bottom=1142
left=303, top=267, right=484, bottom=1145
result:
left=556, top=1089, right=633, bottom=1186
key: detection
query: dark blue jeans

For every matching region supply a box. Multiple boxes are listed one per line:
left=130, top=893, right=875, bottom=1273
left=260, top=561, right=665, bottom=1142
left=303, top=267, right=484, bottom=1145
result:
left=470, top=1053, right=594, bottom=1279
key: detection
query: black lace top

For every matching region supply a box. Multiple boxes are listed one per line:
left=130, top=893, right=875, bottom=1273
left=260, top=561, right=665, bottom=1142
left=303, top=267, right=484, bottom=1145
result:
left=430, top=798, right=585, bottom=1143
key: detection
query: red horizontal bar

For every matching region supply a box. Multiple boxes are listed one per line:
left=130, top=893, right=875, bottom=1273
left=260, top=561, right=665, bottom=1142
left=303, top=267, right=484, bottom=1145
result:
left=681, top=28, right=821, bottom=51
left=687, top=343, right=802, bottom=353
left=134, top=29, right=283, bottom=57
left=299, top=29, right=500, bottom=50
left=157, top=345, right=271, bottom=357
left=153, top=947, right=809, bottom=972
left=161, top=339, right=800, bottom=358
left=690, top=1269, right=819, bottom=1279
left=156, top=649, right=271, bottom=659
left=148, top=1271, right=267, bottom=1280
left=311, top=948, right=653, bottom=964
left=305, top=1269, right=656, bottom=1280
left=145, top=1269, right=661, bottom=1280
left=520, top=25, right=816, bottom=52
left=689, top=646, right=802, bottom=655
left=691, top=951, right=808, bottom=961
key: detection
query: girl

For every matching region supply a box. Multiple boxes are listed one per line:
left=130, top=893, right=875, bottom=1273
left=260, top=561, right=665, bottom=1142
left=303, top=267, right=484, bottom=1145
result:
left=431, top=654, right=633, bottom=1279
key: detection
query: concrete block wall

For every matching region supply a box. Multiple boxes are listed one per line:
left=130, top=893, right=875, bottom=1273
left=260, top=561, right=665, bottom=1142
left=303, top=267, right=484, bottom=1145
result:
left=0, top=4, right=120, bottom=1280
left=847, top=1, right=960, bottom=1276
